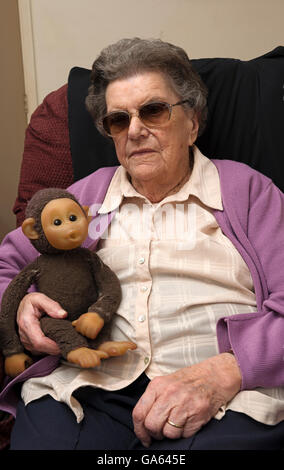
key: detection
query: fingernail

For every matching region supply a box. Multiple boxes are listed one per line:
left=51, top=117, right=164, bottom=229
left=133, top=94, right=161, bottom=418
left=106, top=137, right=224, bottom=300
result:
left=142, top=440, right=150, bottom=448
left=58, top=309, right=67, bottom=316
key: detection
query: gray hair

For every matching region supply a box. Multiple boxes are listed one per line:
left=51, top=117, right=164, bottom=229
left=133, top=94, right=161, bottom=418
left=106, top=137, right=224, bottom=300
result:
left=85, top=38, right=208, bottom=136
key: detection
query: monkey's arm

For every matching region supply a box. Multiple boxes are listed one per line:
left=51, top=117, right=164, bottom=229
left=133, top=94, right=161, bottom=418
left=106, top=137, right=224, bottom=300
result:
left=73, top=251, right=136, bottom=356
left=88, top=252, right=122, bottom=323
left=72, top=251, right=122, bottom=340
left=0, top=260, right=39, bottom=357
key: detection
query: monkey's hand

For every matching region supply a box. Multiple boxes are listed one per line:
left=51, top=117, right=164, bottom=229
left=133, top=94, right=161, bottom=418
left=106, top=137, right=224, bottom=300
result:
left=72, top=312, right=104, bottom=339
left=5, top=353, right=33, bottom=378
left=98, top=341, right=137, bottom=357
left=66, top=347, right=108, bottom=368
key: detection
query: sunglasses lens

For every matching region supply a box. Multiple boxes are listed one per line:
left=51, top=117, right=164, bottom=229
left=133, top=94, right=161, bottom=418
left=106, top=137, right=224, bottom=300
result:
left=102, top=102, right=170, bottom=136
left=140, top=102, right=169, bottom=126
left=103, top=112, right=130, bottom=136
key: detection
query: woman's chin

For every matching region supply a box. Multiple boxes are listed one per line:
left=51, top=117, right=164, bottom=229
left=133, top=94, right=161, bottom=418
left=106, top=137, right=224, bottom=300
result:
left=128, top=161, right=163, bottom=182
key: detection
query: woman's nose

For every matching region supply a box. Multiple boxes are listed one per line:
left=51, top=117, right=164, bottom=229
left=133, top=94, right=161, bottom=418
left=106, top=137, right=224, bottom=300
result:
left=127, top=115, right=149, bottom=139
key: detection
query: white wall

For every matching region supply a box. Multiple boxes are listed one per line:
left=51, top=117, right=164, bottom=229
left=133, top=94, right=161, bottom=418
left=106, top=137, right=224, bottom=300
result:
left=0, top=0, right=26, bottom=241
left=19, top=0, right=284, bottom=119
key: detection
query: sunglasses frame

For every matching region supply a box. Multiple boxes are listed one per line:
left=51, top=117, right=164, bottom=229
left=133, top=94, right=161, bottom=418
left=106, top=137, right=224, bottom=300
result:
left=102, top=99, right=189, bottom=137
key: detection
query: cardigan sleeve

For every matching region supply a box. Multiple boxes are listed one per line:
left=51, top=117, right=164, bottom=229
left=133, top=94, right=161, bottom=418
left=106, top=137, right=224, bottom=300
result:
left=217, top=177, right=284, bottom=390
left=0, top=228, right=38, bottom=302
left=0, top=228, right=39, bottom=391
left=13, top=84, right=74, bottom=227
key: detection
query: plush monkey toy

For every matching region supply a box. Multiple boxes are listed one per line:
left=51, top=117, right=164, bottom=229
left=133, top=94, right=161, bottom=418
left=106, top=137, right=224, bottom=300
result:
left=0, top=188, right=136, bottom=377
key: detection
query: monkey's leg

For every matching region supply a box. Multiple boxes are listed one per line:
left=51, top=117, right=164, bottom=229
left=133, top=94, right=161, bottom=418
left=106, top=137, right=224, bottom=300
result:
left=40, top=317, right=88, bottom=358
left=40, top=317, right=108, bottom=368
left=66, top=347, right=108, bottom=368
left=98, top=341, right=137, bottom=357
left=87, top=322, right=137, bottom=358
left=0, top=262, right=38, bottom=376
left=4, top=353, right=33, bottom=378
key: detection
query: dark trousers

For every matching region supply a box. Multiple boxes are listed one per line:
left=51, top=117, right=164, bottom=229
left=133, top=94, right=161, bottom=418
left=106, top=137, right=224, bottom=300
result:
left=10, top=373, right=284, bottom=450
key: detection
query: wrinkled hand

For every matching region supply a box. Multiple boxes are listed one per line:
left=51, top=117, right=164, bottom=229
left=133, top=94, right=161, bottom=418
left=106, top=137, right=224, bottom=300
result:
left=17, top=292, right=67, bottom=355
left=72, top=312, right=104, bottom=339
left=132, top=353, right=241, bottom=447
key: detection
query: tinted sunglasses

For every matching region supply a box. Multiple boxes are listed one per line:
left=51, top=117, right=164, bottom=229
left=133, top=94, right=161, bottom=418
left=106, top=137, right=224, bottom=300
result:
left=102, top=100, right=189, bottom=137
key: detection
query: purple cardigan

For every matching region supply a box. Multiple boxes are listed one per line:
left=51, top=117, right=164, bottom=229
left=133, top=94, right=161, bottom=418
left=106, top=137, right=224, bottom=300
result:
left=1, top=160, right=284, bottom=416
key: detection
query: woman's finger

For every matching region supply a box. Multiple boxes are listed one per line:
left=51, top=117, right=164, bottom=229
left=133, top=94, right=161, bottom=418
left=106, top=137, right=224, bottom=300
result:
left=17, top=293, right=64, bottom=355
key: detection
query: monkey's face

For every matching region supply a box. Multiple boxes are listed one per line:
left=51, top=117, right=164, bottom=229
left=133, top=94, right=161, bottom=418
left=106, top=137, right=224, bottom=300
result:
left=40, top=198, right=89, bottom=250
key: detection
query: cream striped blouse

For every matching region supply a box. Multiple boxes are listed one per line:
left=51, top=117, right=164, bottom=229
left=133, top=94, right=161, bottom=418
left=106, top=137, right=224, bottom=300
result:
left=21, top=147, right=284, bottom=425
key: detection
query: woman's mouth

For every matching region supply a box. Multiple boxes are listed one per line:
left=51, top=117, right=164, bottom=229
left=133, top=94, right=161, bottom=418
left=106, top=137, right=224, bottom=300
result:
left=129, top=149, right=155, bottom=158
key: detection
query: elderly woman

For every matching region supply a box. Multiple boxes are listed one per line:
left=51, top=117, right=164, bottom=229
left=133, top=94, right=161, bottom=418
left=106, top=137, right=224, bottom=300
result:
left=1, top=38, right=284, bottom=450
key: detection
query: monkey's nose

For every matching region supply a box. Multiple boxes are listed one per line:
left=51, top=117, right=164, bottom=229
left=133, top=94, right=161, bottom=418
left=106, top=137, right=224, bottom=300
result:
left=68, top=230, right=78, bottom=240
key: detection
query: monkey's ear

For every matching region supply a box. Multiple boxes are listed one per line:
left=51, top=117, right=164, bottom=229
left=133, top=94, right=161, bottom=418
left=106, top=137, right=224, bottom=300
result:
left=22, top=218, right=40, bottom=240
left=82, top=205, right=92, bottom=224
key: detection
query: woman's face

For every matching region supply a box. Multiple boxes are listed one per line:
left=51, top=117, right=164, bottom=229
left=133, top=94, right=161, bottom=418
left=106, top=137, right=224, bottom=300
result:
left=105, top=71, right=199, bottom=188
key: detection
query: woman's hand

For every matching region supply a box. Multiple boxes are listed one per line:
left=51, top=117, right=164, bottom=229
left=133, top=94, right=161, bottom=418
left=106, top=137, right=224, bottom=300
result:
left=132, top=353, right=242, bottom=447
left=17, top=292, right=67, bottom=355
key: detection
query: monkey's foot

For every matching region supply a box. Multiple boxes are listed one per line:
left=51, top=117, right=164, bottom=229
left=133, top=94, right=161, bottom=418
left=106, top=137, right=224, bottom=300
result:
left=5, top=353, right=33, bottom=378
left=98, top=341, right=137, bottom=357
left=66, top=347, right=109, bottom=368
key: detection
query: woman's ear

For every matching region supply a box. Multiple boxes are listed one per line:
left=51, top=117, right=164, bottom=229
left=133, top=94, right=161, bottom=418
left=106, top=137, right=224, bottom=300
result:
left=187, top=111, right=200, bottom=146
left=22, top=218, right=40, bottom=240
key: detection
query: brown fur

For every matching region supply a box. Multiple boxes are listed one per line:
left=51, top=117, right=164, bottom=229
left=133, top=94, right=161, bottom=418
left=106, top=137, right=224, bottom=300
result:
left=0, top=189, right=122, bottom=363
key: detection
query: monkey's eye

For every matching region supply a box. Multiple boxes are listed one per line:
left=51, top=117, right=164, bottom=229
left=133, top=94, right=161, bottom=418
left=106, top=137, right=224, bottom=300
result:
left=69, top=214, right=77, bottom=222
left=53, top=219, right=62, bottom=226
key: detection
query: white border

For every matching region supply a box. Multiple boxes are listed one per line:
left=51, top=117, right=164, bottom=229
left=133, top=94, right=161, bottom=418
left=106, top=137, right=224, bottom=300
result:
left=18, top=0, right=38, bottom=122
